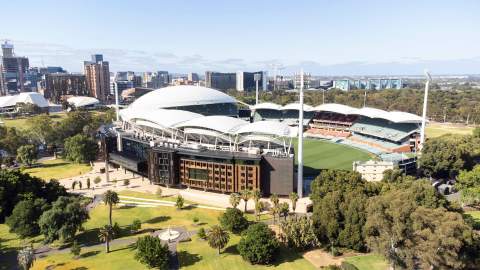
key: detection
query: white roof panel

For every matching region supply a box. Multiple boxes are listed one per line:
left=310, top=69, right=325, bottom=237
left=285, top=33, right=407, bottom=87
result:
left=0, top=92, right=49, bottom=108
left=282, top=103, right=314, bottom=111
left=235, top=121, right=293, bottom=137
left=313, top=103, right=360, bottom=115
left=175, top=115, right=248, bottom=134
left=251, top=102, right=282, bottom=110
left=120, top=108, right=203, bottom=128
left=67, top=96, right=100, bottom=107
left=129, top=85, right=237, bottom=110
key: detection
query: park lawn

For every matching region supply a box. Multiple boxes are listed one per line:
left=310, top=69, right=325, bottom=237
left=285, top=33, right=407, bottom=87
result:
left=0, top=224, right=43, bottom=270
left=118, top=190, right=196, bottom=204
left=31, top=244, right=146, bottom=270
left=293, top=138, right=373, bottom=171
left=425, top=123, right=474, bottom=138
left=466, top=210, right=480, bottom=222
left=177, top=235, right=315, bottom=270
left=0, top=112, right=67, bottom=130
left=23, top=158, right=91, bottom=180
left=345, top=254, right=388, bottom=270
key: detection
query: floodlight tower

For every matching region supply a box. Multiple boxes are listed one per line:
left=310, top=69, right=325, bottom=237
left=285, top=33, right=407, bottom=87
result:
left=297, top=69, right=304, bottom=198
left=254, top=73, right=261, bottom=105
left=419, top=70, right=432, bottom=149
left=114, top=83, right=120, bottom=122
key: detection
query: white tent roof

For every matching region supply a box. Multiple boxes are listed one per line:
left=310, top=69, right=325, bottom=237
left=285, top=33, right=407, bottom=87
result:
left=387, top=111, right=424, bottom=123
left=250, top=102, right=282, bottom=110
left=175, top=115, right=248, bottom=134
left=128, top=85, right=237, bottom=110
left=119, top=108, right=203, bottom=129
left=313, top=103, right=359, bottom=115
left=67, top=96, right=100, bottom=107
left=235, top=121, right=293, bottom=137
left=281, top=103, right=314, bottom=111
left=0, top=92, right=49, bottom=108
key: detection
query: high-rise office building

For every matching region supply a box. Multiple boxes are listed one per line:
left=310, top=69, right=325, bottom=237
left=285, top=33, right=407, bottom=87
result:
left=236, top=71, right=267, bottom=92
left=188, top=72, right=199, bottom=82
left=84, top=54, right=110, bottom=102
left=1, top=41, right=30, bottom=95
left=43, top=73, right=87, bottom=103
left=293, top=72, right=311, bottom=89
left=205, top=71, right=236, bottom=91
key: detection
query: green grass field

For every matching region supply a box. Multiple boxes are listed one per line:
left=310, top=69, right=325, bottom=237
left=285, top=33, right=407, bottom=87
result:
left=426, top=123, right=474, bottom=138
left=0, top=112, right=67, bottom=129
left=345, top=254, right=388, bottom=270
left=23, top=158, right=91, bottom=180
left=293, top=138, right=373, bottom=171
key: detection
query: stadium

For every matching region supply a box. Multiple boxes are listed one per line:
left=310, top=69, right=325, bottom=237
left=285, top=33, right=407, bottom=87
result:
left=104, top=85, right=423, bottom=195
left=104, top=85, right=296, bottom=196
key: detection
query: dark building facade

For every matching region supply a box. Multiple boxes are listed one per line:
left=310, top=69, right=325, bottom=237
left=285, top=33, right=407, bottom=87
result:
left=205, top=71, right=236, bottom=91
left=43, top=73, right=88, bottom=103
left=104, top=134, right=293, bottom=195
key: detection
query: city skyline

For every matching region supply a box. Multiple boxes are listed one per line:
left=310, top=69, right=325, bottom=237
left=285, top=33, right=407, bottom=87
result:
left=1, top=0, right=479, bottom=75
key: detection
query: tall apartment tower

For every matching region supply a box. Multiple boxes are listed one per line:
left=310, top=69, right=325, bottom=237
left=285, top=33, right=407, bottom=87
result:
left=1, top=41, right=29, bottom=95
left=84, top=54, right=110, bottom=102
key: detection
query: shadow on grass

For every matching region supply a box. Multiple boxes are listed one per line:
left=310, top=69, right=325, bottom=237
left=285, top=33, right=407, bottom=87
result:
left=177, top=250, right=202, bottom=267
left=70, top=267, right=88, bottom=270
left=271, top=245, right=304, bottom=267
left=110, top=243, right=135, bottom=253
left=183, top=204, right=198, bottom=210
left=0, top=246, right=18, bottom=270
left=80, top=250, right=100, bottom=258
left=118, top=205, right=136, bottom=210
left=75, top=228, right=101, bottom=247
left=224, top=244, right=239, bottom=255
left=145, top=216, right=171, bottom=224
left=37, top=162, right=70, bottom=169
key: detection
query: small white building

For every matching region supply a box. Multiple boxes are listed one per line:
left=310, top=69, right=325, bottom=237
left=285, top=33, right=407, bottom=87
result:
left=353, top=160, right=395, bottom=182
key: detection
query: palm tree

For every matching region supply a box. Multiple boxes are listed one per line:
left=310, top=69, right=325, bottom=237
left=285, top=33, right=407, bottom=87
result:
left=207, top=225, right=229, bottom=255
left=270, top=193, right=279, bottom=223
left=103, top=190, right=119, bottom=227
left=254, top=200, right=264, bottom=221
left=252, top=189, right=262, bottom=221
left=98, top=225, right=114, bottom=253
left=240, top=189, right=251, bottom=213
left=289, top=192, right=299, bottom=214
left=17, top=246, right=35, bottom=270
left=229, top=193, right=240, bottom=209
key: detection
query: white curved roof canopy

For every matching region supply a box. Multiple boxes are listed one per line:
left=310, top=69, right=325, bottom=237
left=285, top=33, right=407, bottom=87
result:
left=175, top=115, right=248, bottom=134
left=0, top=92, right=49, bottom=108
left=129, top=85, right=237, bottom=111
left=67, top=96, right=100, bottom=107
left=387, top=111, right=424, bottom=123
left=313, top=103, right=359, bottom=115
left=282, top=103, right=314, bottom=111
left=235, top=121, right=293, bottom=137
left=119, top=108, right=203, bottom=129
left=251, top=102, right=282, bottom=110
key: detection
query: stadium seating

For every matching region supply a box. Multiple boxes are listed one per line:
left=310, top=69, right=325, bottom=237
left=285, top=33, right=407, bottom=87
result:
left=349, top=117, right=417, bottom=142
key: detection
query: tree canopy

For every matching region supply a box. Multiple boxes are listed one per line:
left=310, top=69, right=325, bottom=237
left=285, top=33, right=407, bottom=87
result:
left=237, top=223, right=279, bottom=265
left=64, top=134, right=98, bottom=163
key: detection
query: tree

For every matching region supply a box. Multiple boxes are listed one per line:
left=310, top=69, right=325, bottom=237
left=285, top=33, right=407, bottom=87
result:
left=280, top=216, right=319, bottom=251
left=71, top=181, right=77, bottom=190
left=279, top=202, right=289, bottom=221
left=123, top=179, right=130, bottom=186
left=156, top=187, right=163, bottom=197
left=103, top=190, right=119, bottom=227
left=456, top=165, right=480, bottom=206
left=229, top=193, right=240, bottom=209
left=5, top=198, right=48, bottom=238
left=64, top=134, right=98, bottom=163
left=94, top=176, right=101, bottom=186
left=98, top=225, right=114, bottom=253
left=78, top=181, right=82, bottom=190
left=17, top=246, right=35, bottom=270
left=237, top=223, right=279, bottom=265
left=197, top=227, right=207, bottom=240
left=240, top=189, right=251, bottom=212
left=131, top=219, right=141, bottom=233
left=218, top=207, right=249, bottom=234
left=254, top=200, right=265, bottom=222
left=38, top=196, right=89, bottom=243
left=26, top=114, right=56, bottom=145
left=289, top=192, right=299, bottom=213
left=16, top=145, right=37, bottom=167
left=0, top=126, right=28, bottom=156
left=175, top=195, right=184, bottom=210
left=86, top=178, right=91, bottom=189
left=0, top=169, right=66, bottom=222
left=269, top=193, right=280, bottom=223
left=70, top=240, right=81, bottom=258
left=135, top=235, right=170, bottom=269
left=207, top=225, right=229, bottom=255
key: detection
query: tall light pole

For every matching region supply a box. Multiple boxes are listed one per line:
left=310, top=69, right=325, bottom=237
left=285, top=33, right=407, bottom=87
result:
left=363, top=90, right=367, bottom=107
left=297, top=69, right=304, bottom=198
left=114, top=82, right=120, bottom=121
left=254, top=73, right=261, bottom=105
left=420, top=70, right=432, bottom=149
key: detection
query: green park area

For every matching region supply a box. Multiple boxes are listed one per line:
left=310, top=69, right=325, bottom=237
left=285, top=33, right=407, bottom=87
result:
left=0, top=112, right=67, bottom=129
left=23, top=158, right=91, bottom=180
left=344, top=254, right=388, bottom=270
left=293, top=138, right=373, bottom=171
left=425, top=122, right=474, bottom=138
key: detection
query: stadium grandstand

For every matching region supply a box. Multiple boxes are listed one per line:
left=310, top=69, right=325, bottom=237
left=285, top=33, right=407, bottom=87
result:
left=104, top=86, right=296, bottom=196
left=251, top=102, right=315, bottom=126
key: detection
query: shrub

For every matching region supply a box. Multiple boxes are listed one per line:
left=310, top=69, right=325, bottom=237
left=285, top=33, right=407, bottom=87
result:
left=135, top=235, right=170, bottom=269
left=93, top=176, right=101, bottom=185
left=131, top=219, right=141, bottom=233
left=175, top=195, right=184, bottom=209
left=71, top=181, right=77, bottom=190
left=237, top=223, right=279, bottom=265
left=341, top=262, right=359, bottom=270
left=86, top=178, right=90, bottom=189
left=70, top=240, right=81, bottom=258
left=156, top=187, right=163, bottom=197
left=193, top=217, right=199, bottom=224
left=219, top=208, right=249, bottom=234
left=197, top=227, right=207, bottom=240
left=123, top=179, right=130, bottom=186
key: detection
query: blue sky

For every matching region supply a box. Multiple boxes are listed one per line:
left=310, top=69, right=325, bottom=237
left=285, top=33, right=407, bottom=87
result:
left=1, top=0, right=479, bottom=75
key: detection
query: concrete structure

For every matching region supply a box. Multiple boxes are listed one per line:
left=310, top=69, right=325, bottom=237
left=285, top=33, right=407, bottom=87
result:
left=205, top=71, right=236, bottom=91
left=43, top=73, right=87, bottom=103
left=84, top=54, right=110, bottom=102
left=353, top=160, right=395, bottom=182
